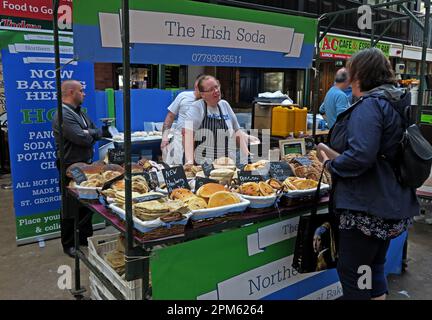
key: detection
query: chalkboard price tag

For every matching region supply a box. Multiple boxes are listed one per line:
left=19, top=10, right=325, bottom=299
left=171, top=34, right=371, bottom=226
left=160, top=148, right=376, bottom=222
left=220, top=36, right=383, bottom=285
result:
left=108, top=148, right=125, bottom=165
left=195, top=176, right=218, bottom=190
left=269, top=162, right=294, bottom=181
left=201, top=162, right=214, bottom=177
left=133, top=193, right=164, bottom=203
left=293, top=157, right=312, bottom=166
left=70, top=167, right=87, bottom=184
left=162, top=165, right=190, bottom=194
left=238, top=171, right=264, bottom=184
left=143, top=172, right=160, bottom=190
left=305, top=137, right=315, bottom=151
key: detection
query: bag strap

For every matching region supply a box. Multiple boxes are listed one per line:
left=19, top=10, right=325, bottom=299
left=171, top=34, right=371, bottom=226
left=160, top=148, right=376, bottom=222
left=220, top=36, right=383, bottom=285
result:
left=311, top=165, right=326, bottom=216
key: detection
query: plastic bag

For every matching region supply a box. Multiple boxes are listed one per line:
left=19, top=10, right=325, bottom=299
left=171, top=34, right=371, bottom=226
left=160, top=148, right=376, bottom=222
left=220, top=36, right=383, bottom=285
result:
left=162, top=132, right=184, bottom=165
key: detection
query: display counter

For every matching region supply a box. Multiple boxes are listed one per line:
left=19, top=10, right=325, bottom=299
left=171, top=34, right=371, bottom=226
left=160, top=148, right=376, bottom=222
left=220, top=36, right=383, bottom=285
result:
left=68, top=188, right=406, bottom=300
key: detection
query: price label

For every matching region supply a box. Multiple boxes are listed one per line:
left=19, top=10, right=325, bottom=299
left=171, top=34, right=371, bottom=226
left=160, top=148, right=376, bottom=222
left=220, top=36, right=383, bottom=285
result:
left=195, top=176, right=218, bottom=190
left=269, top=162, right=294, bottom=181
left=143, top=172, right=160, bottom=189
left=293, top=157, right=312, bottom=166
left=162, top=165, right=190, bottom=194
left=108, top=148, right=125, bottom=165
left=238, top=171, right=264, bottom=183
left=133, top=193, right=164, bottom=203
left=70, top=167, right=87, bottom=184
left=202, top=162, right=214, bottom=177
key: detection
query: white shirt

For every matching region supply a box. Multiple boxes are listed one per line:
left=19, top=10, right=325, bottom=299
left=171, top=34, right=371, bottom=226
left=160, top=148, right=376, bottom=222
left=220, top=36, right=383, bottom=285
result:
left=183, top=99, right=241, bottom=132
left=167, top=91, right=197, bottom=129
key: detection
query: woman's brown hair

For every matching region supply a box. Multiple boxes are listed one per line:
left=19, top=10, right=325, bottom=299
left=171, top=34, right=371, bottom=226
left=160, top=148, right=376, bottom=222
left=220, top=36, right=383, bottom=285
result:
left=347, top=47, right=396, bottom=92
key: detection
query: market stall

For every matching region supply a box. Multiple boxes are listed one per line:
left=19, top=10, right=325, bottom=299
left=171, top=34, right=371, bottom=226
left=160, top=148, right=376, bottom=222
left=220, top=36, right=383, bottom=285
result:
left=63, top=0, right=407, bottom=300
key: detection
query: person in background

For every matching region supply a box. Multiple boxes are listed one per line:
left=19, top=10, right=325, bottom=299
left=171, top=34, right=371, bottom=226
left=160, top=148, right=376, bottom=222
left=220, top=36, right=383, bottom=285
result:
left=319, top=68, right=350, bottom=128
left=183, top=75, right=250, bottom=165
left=319, top=48, right=418, bottom=300
left=160, top=75, right=203, bottom=164
left=52, top=80, right=103, bottom=258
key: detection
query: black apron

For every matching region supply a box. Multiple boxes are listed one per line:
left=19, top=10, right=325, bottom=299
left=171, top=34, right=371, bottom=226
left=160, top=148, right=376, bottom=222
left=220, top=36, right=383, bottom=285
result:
left=194, top=102, right=231, bottom=163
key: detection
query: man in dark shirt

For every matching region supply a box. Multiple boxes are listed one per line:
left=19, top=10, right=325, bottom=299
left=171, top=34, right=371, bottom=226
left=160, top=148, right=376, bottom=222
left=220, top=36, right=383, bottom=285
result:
left=52, top=80, right=102, bottom=258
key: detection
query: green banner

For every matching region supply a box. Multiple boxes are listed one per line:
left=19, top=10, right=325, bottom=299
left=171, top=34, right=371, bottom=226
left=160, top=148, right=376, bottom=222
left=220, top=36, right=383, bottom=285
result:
left=320, top=34, right=390, bottom=59
left=150, top=208, right=340, bottom=300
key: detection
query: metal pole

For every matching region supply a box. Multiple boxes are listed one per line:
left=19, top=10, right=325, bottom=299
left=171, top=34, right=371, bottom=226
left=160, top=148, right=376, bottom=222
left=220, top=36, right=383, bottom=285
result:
left=313, top=18, right=321, bottom=138
left=121, top=0, right=134, bottom=269
left=418, top=0, right=430, bottom=124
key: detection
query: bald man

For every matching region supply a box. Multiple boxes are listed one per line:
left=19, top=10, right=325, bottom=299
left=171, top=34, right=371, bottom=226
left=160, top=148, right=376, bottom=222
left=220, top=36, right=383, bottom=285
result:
left=52, top=80, right=102, bottom=258
left=319, top=68, right=350, bottom=129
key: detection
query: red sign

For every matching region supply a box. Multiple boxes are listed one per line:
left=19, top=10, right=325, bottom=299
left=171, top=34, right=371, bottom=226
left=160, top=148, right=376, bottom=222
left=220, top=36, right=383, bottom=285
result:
left=0, top=0, right=72, bottom=21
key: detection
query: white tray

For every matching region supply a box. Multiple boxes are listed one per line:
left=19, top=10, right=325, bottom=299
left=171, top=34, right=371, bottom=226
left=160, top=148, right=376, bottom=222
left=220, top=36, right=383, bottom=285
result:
left=190, top=196, right=250, bottom=221
left=73, top=185, right=102, bottom=200
left=238, top=193, right=277, bottom=209
left=108, top=203, right=191, bottom=233
left=283, top=183, right=330, bottom=197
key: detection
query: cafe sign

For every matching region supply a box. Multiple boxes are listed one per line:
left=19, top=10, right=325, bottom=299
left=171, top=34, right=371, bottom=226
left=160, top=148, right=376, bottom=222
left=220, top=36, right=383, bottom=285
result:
left=320, top=34, right=390, bottom=59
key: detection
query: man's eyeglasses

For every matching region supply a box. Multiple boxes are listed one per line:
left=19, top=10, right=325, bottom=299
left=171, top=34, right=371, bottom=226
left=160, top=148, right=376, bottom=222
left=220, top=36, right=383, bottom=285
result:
left=200, top=85, right=220, bottom=93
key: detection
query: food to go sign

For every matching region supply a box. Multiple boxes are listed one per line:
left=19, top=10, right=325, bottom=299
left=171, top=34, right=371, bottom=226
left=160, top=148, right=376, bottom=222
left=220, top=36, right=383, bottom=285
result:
left=0, top=0, right=72, bottom=30
left=320, top=34, right=390, bottom=59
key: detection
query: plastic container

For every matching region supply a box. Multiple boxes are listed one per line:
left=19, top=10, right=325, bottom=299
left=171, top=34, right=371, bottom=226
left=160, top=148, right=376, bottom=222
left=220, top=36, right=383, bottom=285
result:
left=294, top=107, right=308, bottom=134
left=271, top=106, right=295, bottom=137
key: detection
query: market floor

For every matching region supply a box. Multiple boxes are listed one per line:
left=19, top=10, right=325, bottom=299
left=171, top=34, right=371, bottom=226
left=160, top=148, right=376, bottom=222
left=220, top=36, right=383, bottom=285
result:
left=0, top=173, right=431, bottom=300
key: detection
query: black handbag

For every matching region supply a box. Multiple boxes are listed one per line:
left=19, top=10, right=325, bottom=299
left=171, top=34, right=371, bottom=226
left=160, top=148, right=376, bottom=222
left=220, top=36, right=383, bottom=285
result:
left=292, top=167, right=338, bottom=273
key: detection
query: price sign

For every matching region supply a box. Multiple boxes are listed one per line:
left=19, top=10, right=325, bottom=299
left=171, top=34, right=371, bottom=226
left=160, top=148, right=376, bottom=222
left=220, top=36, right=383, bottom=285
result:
left=202, top=162, right=214, bottom=177
left=133, top=193, right=164, bottom=203
left=195, top=176, right=218, bottom=190
left=238, top=171, right=264, bottom=183
left=143, top=172, right=160, bottom=189
left=293, top=157, right=312, bottom=166
left=162, top=165, right=190, bottom=194
left=70, top=167, right=87, bottom=184
left=108, top=148, right=125, bottom=165
left=269, top=162, right=294, bottom=181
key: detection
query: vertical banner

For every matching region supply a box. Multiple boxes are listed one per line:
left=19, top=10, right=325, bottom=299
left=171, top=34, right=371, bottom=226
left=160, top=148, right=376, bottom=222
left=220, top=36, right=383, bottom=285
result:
left=1, top=31, right=96, bottom=244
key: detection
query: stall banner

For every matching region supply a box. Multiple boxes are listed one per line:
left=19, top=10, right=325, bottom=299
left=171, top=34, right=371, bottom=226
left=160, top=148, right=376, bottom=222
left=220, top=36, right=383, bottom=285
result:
left=1, top=30, right=97, bottom=243
left=73, top=0, right=316, bottom=68
left=151, top=215, right=406, bottom=300
left=0, top=0, right=72, bottom=31
left=320, top=34, right=390, bottom=59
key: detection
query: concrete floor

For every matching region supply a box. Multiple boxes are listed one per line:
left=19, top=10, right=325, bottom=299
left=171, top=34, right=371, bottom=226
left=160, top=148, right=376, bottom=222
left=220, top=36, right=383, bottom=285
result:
left=0, top=172, right=431, bottom=300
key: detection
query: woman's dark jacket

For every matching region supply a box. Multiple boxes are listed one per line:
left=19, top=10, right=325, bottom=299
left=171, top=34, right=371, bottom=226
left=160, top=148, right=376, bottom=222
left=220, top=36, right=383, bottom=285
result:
left=329, top=85, right=419, bottom=220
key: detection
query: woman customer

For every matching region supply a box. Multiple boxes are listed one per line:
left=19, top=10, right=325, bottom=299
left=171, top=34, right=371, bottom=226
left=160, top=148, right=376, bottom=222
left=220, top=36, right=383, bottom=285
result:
left=183, top=75, right=250, bottom=165
left=319, top=48, right=419, bottom=300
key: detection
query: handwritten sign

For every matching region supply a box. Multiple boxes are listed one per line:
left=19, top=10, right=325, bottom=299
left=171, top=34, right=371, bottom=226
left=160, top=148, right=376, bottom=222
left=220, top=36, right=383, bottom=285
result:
left=133, top=193, right=164, bottom=203
left=70, top=167, right=87, bottom=184
left=238, top=171, right=264, bottom=183
left=195, top=176, right=218, bottom=190
left=108, top=148, right=125, bottom=165
left=162, top=165, right=190, bottom=194
left=143, top=172, right=160, bottom=190
left=293, top=157, right=312, bottom=166
left=269, top=162, right=293, bottom=181
left=202, top=162, right=214, bottom=177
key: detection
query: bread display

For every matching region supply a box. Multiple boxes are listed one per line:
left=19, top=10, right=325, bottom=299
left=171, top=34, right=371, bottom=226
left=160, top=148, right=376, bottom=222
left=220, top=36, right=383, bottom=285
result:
left=196, top=183, right=226, bottom=198
left=243, top=160, right=269, bottom=171
left=213, top=157, right=236, bottom=170
left=170, top=188, right=194, bottom=201
left=283, top=151, right=332, bottom=185
left=266, top=178, right=284, bottom=191
left=207, top=191, right=240, bottom=208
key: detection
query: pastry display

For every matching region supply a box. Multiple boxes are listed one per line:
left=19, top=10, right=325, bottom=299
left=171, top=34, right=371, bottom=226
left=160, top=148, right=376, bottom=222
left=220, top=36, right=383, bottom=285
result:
left=283, top=177, right=318, bottom=191
left=243, top=160, right=269, bottom=171
left=170, top=188, right=195, bottom=201
left=208, top=168, right=235, bottom=185
left=266, top=178, right=284, bottom=191
left=237, top=182, right=275, bottom=197
left=283, top=151, right=331, bottom=185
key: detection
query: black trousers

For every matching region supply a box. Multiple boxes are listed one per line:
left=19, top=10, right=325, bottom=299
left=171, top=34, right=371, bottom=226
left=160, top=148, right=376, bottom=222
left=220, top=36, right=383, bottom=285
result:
left=60, top=196, right=94, bottom=250
left=57, top=161, right=93, bottom=250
